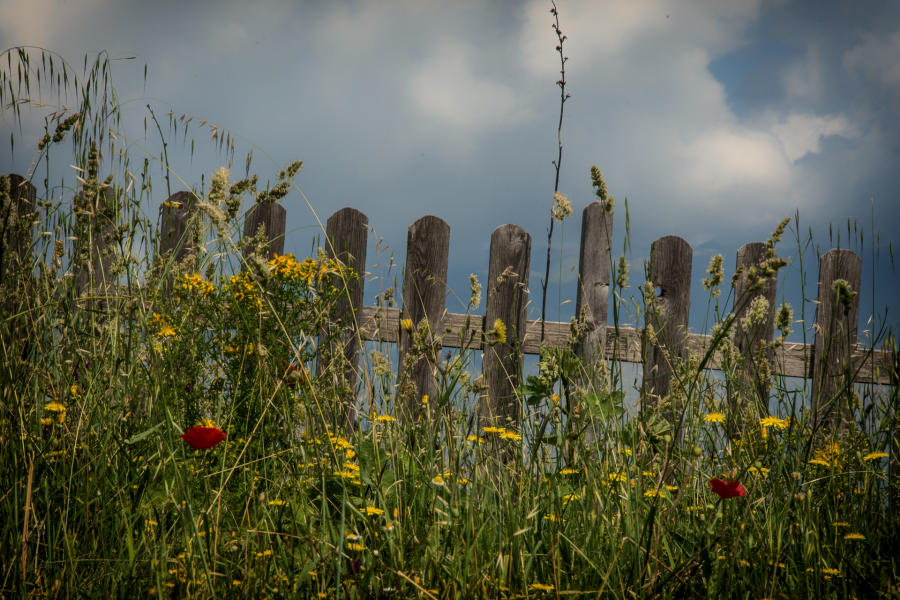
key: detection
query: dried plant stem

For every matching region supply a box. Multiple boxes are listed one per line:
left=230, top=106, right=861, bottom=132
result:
left=540, top=1, right=570, bottom=342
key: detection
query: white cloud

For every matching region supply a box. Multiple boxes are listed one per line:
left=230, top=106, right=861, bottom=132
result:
left=844, top=30, right=900, bottom=90
left=675, top=127, right=790, bottom=194
left=769, top=113, right=858, bottom=162
left=408, top=41, right=534, bottom=131
left=782, top=44, right=826, bottom=103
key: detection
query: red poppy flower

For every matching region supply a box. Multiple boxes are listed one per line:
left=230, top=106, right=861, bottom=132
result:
left=180, top=426, right=227, bottom=449
left=709, top=478, right=746, bottom=499
left=281, top=360, right=305, bottom=388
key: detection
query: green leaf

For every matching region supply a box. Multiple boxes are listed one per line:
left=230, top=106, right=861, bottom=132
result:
left=584, top=390, right=624, bottom=421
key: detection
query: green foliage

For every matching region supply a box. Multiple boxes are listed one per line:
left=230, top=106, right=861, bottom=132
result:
left=0, top=45, right=897, bottom=600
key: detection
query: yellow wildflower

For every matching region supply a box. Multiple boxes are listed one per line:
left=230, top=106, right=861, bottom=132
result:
left=844, top=532, right=865, bottom=540
left=759, top=415, right=789, bottom=429
left=492, top=318, right=507, bottom=344
left=704, top=412, right=725, bottom=423
left=862, top=451, right=888, bottom=461
left=362, top=506, right=384, bottom=516
left=374, top=414, right=397, bottom=423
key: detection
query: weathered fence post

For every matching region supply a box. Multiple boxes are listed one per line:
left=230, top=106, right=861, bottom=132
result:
left=575, top=200, right=613, bottom=389
left=397, top=215, right=449, bottom=419
left=731, top=242, right=778, bottom=414
left=73, top=186, right=117, bottom=298
left=318, top=207, right=368, bottom=428
left=243, top=201, right=287, bottom=260
left=0, top=174, right=36, bottom=386
left=811, top=248, right=862, bottom=432
left=0, top=173, right=36, bottom=292
left=481, top=224, right=531, bottom=428
left=159, top=191, right=199, bottom=261
left=156, top=190, right=199, bottom=292
left=642, top=236, right=692, bottom=418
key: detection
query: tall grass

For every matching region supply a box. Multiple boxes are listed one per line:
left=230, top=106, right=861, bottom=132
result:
left=1, top=46, right=898, bottom=600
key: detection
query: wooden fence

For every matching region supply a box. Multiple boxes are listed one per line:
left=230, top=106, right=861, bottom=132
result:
left=2, top=173, right=897, bottom=431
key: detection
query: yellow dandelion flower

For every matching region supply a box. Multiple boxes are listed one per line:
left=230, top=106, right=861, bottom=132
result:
left=543, top=514, right=565, bottom=523
left=492, top=318, right=507, bottom=344
left=362, top=506, right=384, bottom=516
left=400, top=318, right=414, bottom=332
left=664, top=485, right=679, bottom=492
left=561, top=493, right=580, bottom=504
left=759, top=415, right=789, bottom=429
left=431, top=475, right=445, bottom=486
left=644, top=489, right=662, bottom=498
left=467, top=434, right=484, bottom=443
left=560, top=468, right=579, bottom=475
left=844, top=532, right=865, bottom=540
left=374, top=414, right=397, bottom=422
left=346, top=542, right=367, bottom=551
left=823, top=568, right=840, bottom=576
left=45, top=401, right=67, bottom=412
left=157, top=325, right=176, bottom=337
left=499, top=430, right=522, bottom=441
left=862, top=451, right=888, bottom=461
left=268, top=499, right=288, bottom=507
left=704, top=412, right=725, bottom=423
left=482, top=426, right=506, bottom=434
left=457, top=477, right=469, bottom=485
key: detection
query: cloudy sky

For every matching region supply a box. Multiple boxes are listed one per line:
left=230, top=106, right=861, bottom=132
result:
left=1, top=0, right=898, bottom=343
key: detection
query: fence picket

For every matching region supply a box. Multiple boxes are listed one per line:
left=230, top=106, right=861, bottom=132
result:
left=318, top=207, right=368, bottom=428
left=243, top=201, right=286, bottom=259
left=159, top=191, right=198, bottom=261
left=811, top=248, right=862, bottom=432
left=481, top=224, right=531, bottom=427
left=397, top=215, right=450, bottom=419
left=642, top=235, right=692, bottom=418
left=732, top=241, right=778, bottom=414
left=575, top=200, right=613, bottom=388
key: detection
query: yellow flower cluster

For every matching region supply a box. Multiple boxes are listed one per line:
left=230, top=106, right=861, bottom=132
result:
left=268, top=253, right=348, bottom=285
left=809, top=442, right=843, bottom=468
left=181, top=273, right=215, bottom=296
left=225, top=271, right=262, bottom=309
left=151, top=313, right=176, bottom=337
left=482, top=426, right=521, bottom=441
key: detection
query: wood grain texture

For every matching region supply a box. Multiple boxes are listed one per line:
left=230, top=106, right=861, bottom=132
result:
left=355, top=306, right=892, bottom=384
left=732, top=241, right=778, bottom=412
left=318, top=207, right=368, bottom=428
left=811, top=249, right=862, bottom=430
left=74, top=187, right=117, bottom=297
left=642, top=236, right=692, bottom=408
left=158, top=191, right=198, bottom=261
left=481, top=224, right=531, bottom=426
left=575, top=200, right=613, bottom=385
left=398, top=215, right=450, bottom=416
left=0, top=174, right=36, bottom=288
left=243, top=202, right=286, bottom=259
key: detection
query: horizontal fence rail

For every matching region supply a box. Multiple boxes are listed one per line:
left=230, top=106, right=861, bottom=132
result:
left=354, top=306, right=894, bottom=385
